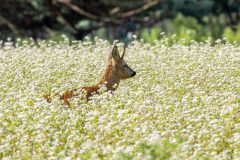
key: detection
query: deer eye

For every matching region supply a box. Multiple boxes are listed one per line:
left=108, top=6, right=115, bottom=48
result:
left=123, top=65, right=128, bottom=68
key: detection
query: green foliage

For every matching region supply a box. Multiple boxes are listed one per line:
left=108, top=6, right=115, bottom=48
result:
left=75, top=20, right=91, bottom=30
left=140, top=13, right=240, bottom=44
left=140, top=27, right=163, bottom=44
left=48, top=32, right=69, bottom=42
left=171, top=14, right=206, bottom=43
left=119, top=138, right=180, bottom=160
left=140, top=14, right=210, bottom=44
left=223, top=25, right=240, bottom=43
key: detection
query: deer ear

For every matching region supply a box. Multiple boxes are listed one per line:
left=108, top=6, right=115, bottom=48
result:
left=121, top=45, right=127, bottom=59
left=111, top=45, right=120, bottom=61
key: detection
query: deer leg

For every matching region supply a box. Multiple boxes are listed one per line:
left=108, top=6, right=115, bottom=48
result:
left=63, top=98, right=71, bottom=107
left=43, top=93, right=52, bottom=103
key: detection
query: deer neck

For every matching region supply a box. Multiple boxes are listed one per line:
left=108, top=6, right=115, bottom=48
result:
left=98, top=62, right=120, bottom=91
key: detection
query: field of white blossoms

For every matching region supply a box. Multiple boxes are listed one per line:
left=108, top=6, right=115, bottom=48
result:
left=0, top=38, right=239, bottom=159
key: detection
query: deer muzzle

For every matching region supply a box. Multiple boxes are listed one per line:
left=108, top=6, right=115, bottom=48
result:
left=131, top=71, right=136, bottom=77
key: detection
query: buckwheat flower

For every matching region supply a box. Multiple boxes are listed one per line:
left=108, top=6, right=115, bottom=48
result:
left=132, top=35, right=137, bottom=39
left=1, top=39, right=240, bottom=159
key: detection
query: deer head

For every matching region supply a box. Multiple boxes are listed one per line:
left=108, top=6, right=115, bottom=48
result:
left=108, top=45, right=136, bottom=80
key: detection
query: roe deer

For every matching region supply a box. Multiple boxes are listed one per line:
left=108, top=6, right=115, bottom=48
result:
left=43, top=45, right=136, bottom=106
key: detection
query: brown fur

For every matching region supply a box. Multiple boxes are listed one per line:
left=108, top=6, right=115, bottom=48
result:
left=43, top=45, right=136, bottom=107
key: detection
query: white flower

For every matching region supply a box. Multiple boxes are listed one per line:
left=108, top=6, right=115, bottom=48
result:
left=0, top=38, right=239, bottom=159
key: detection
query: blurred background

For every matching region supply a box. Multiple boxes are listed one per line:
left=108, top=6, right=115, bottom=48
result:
left=0, top=0, right=240, bottom=44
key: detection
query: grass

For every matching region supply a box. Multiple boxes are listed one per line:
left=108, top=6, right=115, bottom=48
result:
left=0, top=38, right=239, bottom=159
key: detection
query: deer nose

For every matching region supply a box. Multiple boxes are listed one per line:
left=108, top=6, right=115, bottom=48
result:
left=131, top=71, right=136, bottom=77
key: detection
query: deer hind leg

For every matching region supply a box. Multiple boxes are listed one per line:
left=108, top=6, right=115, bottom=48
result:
left=60, top=90, right=76, bottom=107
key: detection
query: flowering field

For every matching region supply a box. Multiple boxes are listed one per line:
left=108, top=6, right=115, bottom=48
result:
left=0, top=39, right=240, bottom=159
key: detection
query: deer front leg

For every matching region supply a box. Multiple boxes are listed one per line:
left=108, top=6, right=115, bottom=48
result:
left=63, top=98, right=71, bottom=107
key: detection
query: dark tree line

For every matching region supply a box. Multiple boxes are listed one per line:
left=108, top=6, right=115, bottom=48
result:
left=0, top=0, right=239, bottom=40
